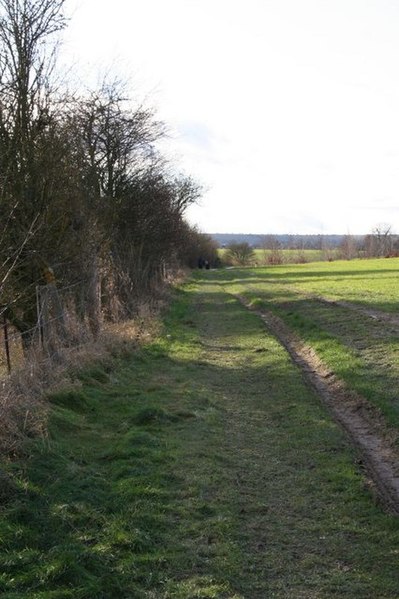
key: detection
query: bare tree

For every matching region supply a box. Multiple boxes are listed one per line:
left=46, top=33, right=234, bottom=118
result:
left=338, top=234, right=357, bottom=260
left=260, top=235, right=283, bottom=265
left=225, top=242, right=255, bottom=266
left=0, top=0, right=67, bottom=345
left=371, top=223, right=393, bottom=257
left=0, top=0, right=66, bottom=186
left=69, top=80, right=164, bottom=201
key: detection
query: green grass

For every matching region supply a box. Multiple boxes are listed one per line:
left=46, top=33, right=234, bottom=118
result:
left=0, top=276, right=399, bottom=597
left=213, top=258, right=399, bottom=431
left=218, top=256, right=399, bottom=311
left=218, top=248, right=334, bottom=265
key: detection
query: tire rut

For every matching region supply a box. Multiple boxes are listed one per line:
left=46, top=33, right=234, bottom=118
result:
left=236, top=294, right=399, bottom=516
left=318, top=296, right=399, bottom=329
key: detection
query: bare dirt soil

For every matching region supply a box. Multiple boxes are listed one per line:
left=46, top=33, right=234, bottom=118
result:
left=237, top=294, right=399, bottom=515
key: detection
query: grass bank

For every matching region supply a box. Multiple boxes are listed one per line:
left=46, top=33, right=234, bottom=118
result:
left=0, top=275, right=398, bottom=597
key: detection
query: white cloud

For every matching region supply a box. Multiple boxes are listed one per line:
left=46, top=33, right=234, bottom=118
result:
left=63, top=0, right=399, bottom=234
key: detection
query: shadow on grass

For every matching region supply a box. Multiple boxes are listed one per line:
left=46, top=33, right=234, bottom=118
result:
left=173, top=287, right=399, bottom=427
left=0, top=335, right=370, bottom=595
left=195, top=264, right=399, bottom=311
left=1, top=281, right=399, bottom=598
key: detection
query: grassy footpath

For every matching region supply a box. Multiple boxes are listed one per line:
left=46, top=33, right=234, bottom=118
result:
left=0, top=276, right=399, bottom=598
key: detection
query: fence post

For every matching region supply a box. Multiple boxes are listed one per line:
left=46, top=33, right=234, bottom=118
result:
left=36, top=286, right=43, bottom=347
left=47, top=283, right=67, bottom=342
left=88, top=255, right=101, bottom=338
left=41, top=286, right=50, bottom=353
left=3, top=314, right=11, bottom=375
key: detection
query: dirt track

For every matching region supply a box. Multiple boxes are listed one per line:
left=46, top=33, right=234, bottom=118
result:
left=237, top=294, right=399, bottom=516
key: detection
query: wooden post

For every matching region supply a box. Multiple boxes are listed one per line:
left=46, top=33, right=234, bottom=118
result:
left=47, top=283, right=67, bottom=342
left=36, top=285, right=43, bottom=347
left=87, top=254, right=101, bottom=338
left=41, top=286, right=50, bottom=353
left=3, top=314, right=11, bottom=375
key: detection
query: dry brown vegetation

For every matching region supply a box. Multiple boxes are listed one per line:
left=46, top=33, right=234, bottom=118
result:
left=0, top=297, right=164, bottom=456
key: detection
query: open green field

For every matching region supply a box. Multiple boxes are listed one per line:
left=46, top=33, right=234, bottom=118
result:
left=239, top=256, right=399, bottom=310
left=216, top=257, right=399, bottom=430
left=218, top=248, right=339, bottom=265
left=1, top=259, right=399, bottom=597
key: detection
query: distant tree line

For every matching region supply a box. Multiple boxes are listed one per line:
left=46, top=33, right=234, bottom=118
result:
left=0, top=0, right=211, bottom=348
left=213, top=229, right=399, bottom=256
left=221, top=225, right=399, bottom=267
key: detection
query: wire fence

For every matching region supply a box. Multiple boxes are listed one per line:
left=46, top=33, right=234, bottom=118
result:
left=0, top=254, right=178, bottom=379
left=0, top=280, right=93, bottom=378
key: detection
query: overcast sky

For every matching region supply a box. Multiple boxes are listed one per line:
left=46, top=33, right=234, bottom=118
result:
left=63, top=0, right=399, bottom=235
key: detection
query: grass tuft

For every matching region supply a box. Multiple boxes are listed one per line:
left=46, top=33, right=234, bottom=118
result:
left=133, top=406, right=177, bottom=426
left=47, top=389, right=91, bottom=413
